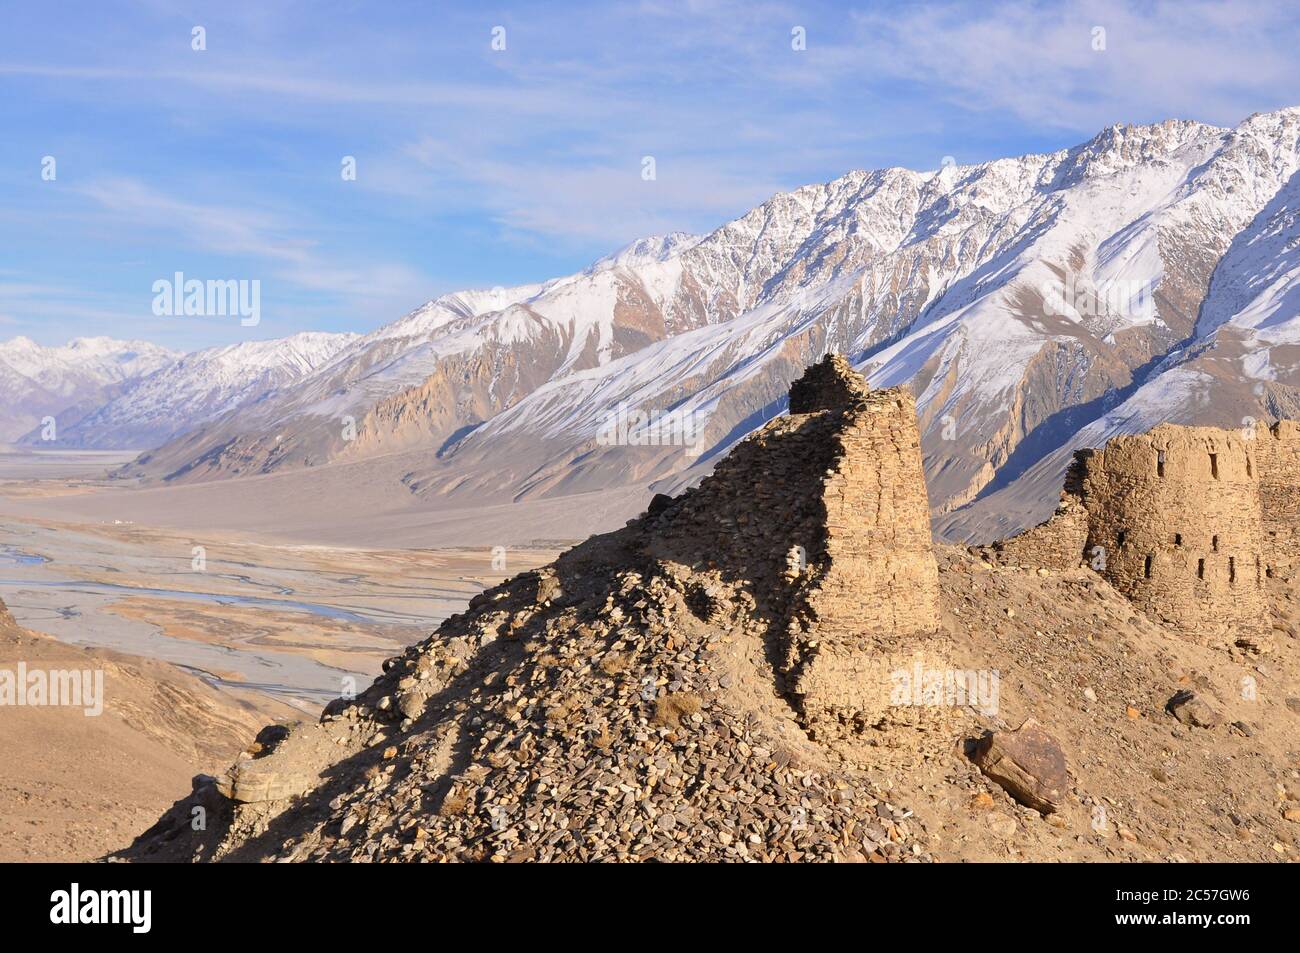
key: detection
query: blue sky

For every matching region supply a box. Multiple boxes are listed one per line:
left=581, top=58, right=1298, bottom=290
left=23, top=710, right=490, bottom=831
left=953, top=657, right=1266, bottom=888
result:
left=3, top=0, right=1299, bottom=352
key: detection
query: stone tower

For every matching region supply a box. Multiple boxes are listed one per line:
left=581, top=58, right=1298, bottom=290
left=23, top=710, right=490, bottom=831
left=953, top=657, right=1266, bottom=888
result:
left=801, top=380, right=941, bottom=639
left=1077, top=424, right=1267, bottom=633
left=643, top=353, right=942, bottom=732
left=787, top=352, right=871, bottom=414
left=1253, top=420, right=1300, bottom=573
left=789, top=376, right=946, bottom=734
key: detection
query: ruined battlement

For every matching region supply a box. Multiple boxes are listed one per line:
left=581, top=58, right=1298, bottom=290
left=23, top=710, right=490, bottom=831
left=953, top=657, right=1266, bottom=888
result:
left=644, top=354, right=941, bottom=732
left=1077, top=425, right=1267, bottom=634
left=991, top=421, right=1290, bottom=637
left=787, top=353, right=872, bottom=414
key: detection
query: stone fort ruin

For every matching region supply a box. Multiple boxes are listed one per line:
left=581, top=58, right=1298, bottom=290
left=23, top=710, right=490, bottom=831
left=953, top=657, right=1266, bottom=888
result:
left=994, top=421, right=1300, bottom=637
left=649, top=355, right=1295, bottom=727
left=120, top=352, right=1300, bottom=864
left=643, top=353, right=944, bottom=733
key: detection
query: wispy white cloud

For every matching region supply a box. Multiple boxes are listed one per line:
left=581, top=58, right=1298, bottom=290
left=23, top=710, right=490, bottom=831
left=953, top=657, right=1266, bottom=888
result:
left=79, top=178, right=316, bottom=265
left=0, top=279, right=149, bottom=334
left=380, top=135, right=784, bottom=248
left=843, top=0, right=1300, bottom=132
left=75, top=178, right=431, bottom=312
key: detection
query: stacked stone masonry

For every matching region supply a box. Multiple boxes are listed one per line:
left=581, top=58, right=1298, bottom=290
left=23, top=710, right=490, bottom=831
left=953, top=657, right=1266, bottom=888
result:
left=644, top=354, right=942, bottom=732
left=645, top=353, right=1295, bottom=728
left=1255, top=420, right=1300, bottom=573
left=787, top=352, right=871, bottom=415
left=789, top=385, right=945, bottom=732
left=992, top=421, right=1300, bottom=636
left=1079, top=425, right=1267, bottom=634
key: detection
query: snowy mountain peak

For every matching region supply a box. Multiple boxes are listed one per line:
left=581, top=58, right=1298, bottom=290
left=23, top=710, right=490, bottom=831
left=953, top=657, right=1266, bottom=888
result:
left=202, top=332, right=359, bottom=373
left=21, top=331, right=356, bottom=450
left=1052, top=118, right=1221, bottom=189
left=0, top=334, right=180, bottom=442
left=0, top=334, right=178, bottom=392
left=588, top=232, right=703, bottom=273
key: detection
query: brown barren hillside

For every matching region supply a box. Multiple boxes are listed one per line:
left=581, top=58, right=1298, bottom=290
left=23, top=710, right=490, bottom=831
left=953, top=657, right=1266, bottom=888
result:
left=0, top=600, right=284, bottom=862
left=118, top=356, right=1300, bottom=863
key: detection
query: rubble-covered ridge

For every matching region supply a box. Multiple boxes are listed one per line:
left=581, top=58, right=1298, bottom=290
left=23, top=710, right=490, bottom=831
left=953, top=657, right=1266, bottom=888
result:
left=118, top=355, right=1300, bottom=864
left=119, top=356, right=942, bottom=863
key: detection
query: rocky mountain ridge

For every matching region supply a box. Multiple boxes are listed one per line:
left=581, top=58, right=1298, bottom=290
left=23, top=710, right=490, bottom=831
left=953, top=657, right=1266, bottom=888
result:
left=30, top=331, right=358, bottom=450
left=0, top=336, right=177, bottom=443
left=87, top=109, right=1300, bottom=548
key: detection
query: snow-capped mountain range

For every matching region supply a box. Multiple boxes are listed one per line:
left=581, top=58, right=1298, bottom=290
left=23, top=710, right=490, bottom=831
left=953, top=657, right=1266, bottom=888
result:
left=14, top=108, right=1300, bottom=541
left=0, top=336, right=177, bottom=443
left=26, top=332, right=358, bottom=450
left=4, top=332, right=356, bottom=450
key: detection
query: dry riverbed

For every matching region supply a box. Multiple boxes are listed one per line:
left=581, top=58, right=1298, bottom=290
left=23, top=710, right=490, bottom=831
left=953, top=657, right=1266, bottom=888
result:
left=0, top=514, right=561, bottom=712
left=0, top=451, right=567, bottom=859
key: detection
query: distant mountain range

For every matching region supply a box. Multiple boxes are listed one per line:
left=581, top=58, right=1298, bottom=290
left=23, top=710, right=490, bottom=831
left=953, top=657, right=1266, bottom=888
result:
left=4, top=332, right=355, bottom=451
left=13, top=108, right=1300, bottom=541
left=23, top=332, right=357, bottom=451
left=0, top=336, right=177, bottom=443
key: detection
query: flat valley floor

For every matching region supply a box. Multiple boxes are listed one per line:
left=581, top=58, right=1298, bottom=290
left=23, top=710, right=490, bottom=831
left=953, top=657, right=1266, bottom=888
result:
left=0, top=449, right=561, bottom=860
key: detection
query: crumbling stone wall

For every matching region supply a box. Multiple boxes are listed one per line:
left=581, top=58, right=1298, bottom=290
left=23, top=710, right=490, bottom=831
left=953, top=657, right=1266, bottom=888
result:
left=802, top=389, right=941, bottom=637
left=787, top=386, right=945, bottom=734
left=1078, top=425, right=1267, bottom=634
left=1253, top=420, right=1300, bottom=573
left=643, top=410, right=842, bottom=606
left=986, top=463, right=1089, bottom=571
left=995, top=424, right=1270, bottom=635
left=644, top=355, right=941, bottom=734
left=787, top=353, right=871, bottom=415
